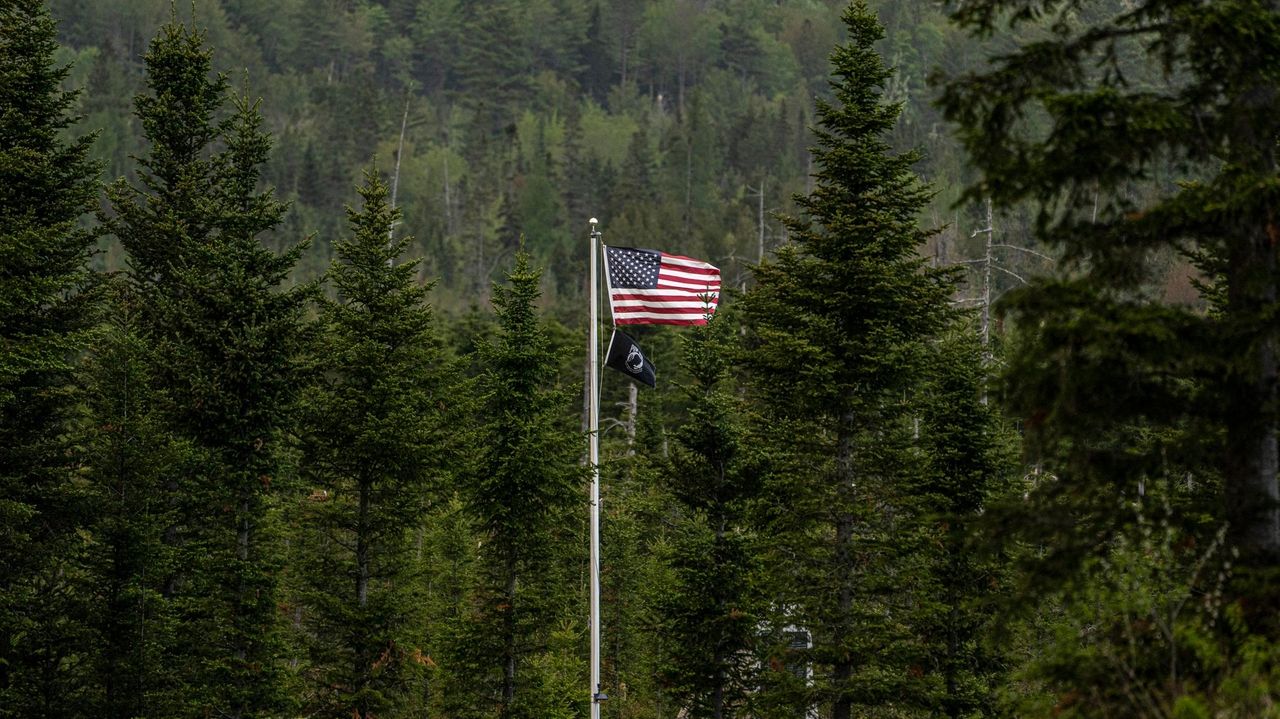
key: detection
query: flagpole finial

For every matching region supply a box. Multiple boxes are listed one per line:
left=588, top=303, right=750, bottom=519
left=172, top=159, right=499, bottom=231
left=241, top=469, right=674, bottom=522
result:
left=589, top=217, right=598, bottom=227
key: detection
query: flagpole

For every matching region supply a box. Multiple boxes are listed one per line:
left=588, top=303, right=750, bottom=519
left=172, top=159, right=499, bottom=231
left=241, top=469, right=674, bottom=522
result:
left=588, top=217, right=603, bottom=719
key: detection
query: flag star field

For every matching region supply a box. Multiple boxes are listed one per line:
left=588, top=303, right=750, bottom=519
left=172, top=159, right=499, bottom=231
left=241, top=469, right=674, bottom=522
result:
left=606, top=247, right=662, bottom=288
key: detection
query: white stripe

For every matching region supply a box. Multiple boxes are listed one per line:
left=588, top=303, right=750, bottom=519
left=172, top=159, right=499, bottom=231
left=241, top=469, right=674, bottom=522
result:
left=661, top=255, right=718, bottom=271
left=611, top=287, right=716, bottom=297
left=658, top=277, right=722, bottom=292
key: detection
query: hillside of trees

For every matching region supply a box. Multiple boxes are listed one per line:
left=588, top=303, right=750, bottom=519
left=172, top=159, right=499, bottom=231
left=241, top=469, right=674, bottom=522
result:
left=48, top=0, right=1031, bottom=309
left=3, top=0, right=1279, bottom=718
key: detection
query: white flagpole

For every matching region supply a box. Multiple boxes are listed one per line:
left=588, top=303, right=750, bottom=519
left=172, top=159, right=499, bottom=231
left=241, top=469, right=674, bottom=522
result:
left=588, top=218, right=603, bottom=718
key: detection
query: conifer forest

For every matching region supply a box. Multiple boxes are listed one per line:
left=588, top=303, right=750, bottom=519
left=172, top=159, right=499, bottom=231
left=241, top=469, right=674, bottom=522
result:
left=5, top=0, right=1280, bottom=716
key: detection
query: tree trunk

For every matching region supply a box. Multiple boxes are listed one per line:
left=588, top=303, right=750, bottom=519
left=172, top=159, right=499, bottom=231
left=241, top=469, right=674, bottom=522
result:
left=713, top=512, right=727, bottom=719
left=831, top=412, right=855, bottom=719
left=625, top=382, right=637, bottom=454
left=502, top=553, right=517, bottom=710
left=1225, top=238, right=1280, bottom=563
left=231, top=493, right=251, bottom=719
left=356, top=479, right=371, bottom=718
left=357, top=480, right=370, bottom=609
left=1224, top=70, right=1280, bottom=565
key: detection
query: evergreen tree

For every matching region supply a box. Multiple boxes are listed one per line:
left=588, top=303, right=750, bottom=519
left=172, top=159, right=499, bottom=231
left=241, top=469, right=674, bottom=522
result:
left=0, top=1, right=100, bottom=714
left=454, top=251, right=585, bottom=718
left=77, top=282, right=184, bottom=719
left=659, top=312, right=763, bottom=719
left=738, top=4, right=956, bottom=718
left=939, top=0, right=1280, bottom=585
left=298, top=171, right=448, bottom=718
left=912, top=328, right=1015, bottom=717
left=455, top=1, right=534, bottom=136
left=106, top=19, right=311, bottom=718
left=939, top=0, right=1280, bottom=710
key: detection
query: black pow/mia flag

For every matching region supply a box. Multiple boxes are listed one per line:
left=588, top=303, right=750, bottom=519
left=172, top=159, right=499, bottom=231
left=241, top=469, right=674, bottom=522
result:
left=604, top=329, right=657, bottom=388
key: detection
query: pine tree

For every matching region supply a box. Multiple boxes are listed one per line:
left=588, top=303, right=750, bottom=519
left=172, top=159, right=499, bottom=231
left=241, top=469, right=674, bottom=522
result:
left=738, top=4, right=957, bottom=718
left=659, top=312, right=763, bottom=719
left=455, top=251, right=585, bottom=718
left=0, top=1, right=100, bottom=714
left=298, top=171, right=448, bottom=718
left=105, top=19, right=311, bottom=718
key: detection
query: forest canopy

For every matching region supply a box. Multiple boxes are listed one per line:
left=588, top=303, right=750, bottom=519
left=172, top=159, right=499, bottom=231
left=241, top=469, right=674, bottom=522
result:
left=1, top=1, right=1278, bottom=718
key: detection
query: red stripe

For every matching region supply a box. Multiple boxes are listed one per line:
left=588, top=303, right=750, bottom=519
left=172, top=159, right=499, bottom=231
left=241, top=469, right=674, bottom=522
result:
left=611, top=292, right=719, bottom=302
left=614, top=305, right=716, bottom=316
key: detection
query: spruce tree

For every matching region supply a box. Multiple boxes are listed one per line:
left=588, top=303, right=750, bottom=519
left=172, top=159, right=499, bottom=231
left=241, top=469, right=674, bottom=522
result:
left=106, top=19, right=311, bottom=718
left=455, top=251, right=584, bottom=718
left=0, top=1, right=100, bottom=714
left=77, top=282, right=184, bottom=719
left=298, top=171, right=447, bottom=718
left=912, top=328, right=1016, bottom=717
left=659, top=312, right=763, bottom=719
left=738, top=4, right=956, bottom=718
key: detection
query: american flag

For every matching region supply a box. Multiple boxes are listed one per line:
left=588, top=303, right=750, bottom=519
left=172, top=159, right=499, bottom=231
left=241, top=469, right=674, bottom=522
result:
left=603, top=245, right=721, bottom=326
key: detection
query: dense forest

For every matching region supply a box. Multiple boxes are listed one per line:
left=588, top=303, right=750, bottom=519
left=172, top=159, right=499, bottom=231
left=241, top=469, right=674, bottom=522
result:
left=2, top=0, right=1279, bottom=718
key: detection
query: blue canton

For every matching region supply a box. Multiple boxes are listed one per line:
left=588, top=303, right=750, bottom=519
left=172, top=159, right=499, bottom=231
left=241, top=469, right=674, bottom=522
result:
left=606, top=247, right=661, bottom=289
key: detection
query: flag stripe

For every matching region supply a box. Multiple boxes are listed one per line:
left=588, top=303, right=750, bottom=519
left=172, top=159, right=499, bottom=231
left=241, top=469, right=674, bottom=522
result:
left=661, top=254, right=717, bottom=270
left=615, top=314, right=711, bottom=325
left=611, top=301, right=716, bottom=313
left=611, top=290, right=719, bottom=300
left=660, top=262, right=719, bottom=276
left=613, top=299, right=717, bottom=309
left=660, top=267, right=721, bottom=283
left=660, top=280, right=721, bottom=291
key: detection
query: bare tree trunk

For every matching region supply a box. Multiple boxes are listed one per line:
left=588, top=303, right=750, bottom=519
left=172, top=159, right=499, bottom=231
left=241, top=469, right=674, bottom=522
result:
left=625, top=382, right=637, bottom=454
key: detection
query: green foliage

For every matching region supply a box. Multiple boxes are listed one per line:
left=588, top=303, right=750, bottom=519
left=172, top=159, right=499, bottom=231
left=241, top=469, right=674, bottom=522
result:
left=657, top=311, right=764, bottom=719
left=941, top=0, right=1280, bottom=713
left=941, top=0, right=1280, bottom=568
left=16, top=2, right=1267, bottom=718
left=0, top=0, right=100, bottom=714
left=453, top=251, right=586, bottom=718
left=1000, top=496, right=1280, bottom=718
left=76, top=282, right=187, bottom=719
left=912, top=328, right=1019, bottom=718
left=105, top=17, right=312, bottom=717
left=740, top=4, right=963, bottom=718
left=297, top=170, right=448, bottom=718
